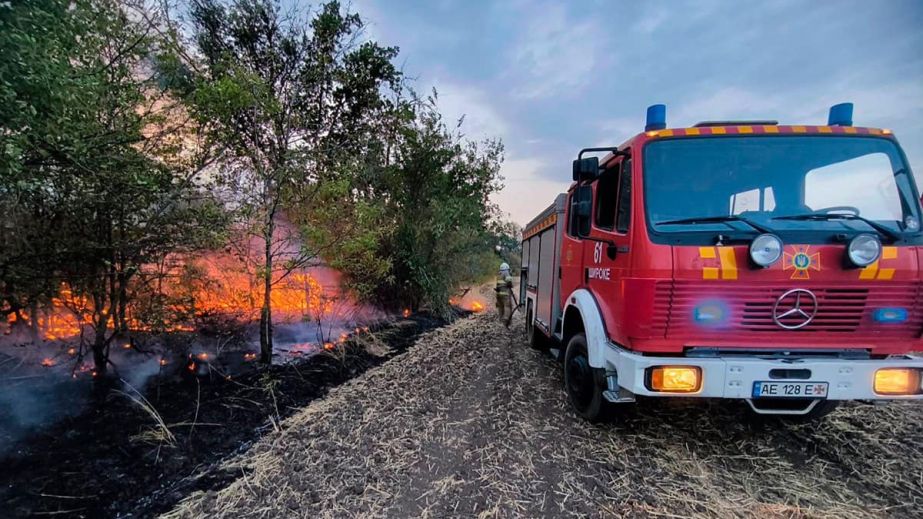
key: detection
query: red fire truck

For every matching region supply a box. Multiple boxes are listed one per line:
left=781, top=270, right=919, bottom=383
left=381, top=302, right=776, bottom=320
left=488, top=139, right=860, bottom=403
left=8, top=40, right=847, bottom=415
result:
left=520, top=103, right=923, bottom=421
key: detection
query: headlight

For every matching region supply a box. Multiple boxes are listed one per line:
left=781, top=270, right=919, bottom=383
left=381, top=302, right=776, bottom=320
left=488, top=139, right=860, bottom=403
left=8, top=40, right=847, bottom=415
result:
left=749, top=233, right=782, bottom=267
left=847, top=234, right=881, bottom=267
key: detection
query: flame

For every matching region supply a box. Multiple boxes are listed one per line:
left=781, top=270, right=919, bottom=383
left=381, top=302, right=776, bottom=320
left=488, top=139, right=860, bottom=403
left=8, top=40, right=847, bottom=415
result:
left=323, top=342, right=335, bottom=351
left=402, top=308, right=411, bottom=318
left=243, top=352, right=257, bottom=361
left=159, top=358, right=168, bottom=366
left=187, top=361, right=197, bottom=372
left=196, top=352, right=209, bottom=361
left=67, top=347, right=77, bottom=356
left=6, top=263, right=345, bottom=342
left=470, top=301, right=485, bottom=312
left=41, top=358, right=55, bottom=367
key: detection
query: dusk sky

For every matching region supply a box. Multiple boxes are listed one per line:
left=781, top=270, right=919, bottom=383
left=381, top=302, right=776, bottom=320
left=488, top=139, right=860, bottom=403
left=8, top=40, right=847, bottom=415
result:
left=353, top=0, right=923, bottom=225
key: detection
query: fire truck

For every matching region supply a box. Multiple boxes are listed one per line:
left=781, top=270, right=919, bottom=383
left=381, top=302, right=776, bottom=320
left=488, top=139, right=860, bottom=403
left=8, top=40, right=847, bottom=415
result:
left=520, top=103, right=923, bottom=421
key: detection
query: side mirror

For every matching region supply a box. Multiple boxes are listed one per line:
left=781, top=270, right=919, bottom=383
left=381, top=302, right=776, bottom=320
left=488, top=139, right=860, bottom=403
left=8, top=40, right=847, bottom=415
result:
left=572, top=157, right=599, bottom=182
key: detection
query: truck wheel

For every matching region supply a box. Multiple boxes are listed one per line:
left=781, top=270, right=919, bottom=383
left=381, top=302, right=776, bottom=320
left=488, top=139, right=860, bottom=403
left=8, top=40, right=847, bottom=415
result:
left=526, top=305, right=548, bottom=351
left=564, top=333, right=610, bottom=422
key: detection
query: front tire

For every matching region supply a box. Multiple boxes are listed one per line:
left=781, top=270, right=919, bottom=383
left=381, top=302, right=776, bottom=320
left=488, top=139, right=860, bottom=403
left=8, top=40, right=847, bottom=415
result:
left=564, top=333, right=610, bottom=422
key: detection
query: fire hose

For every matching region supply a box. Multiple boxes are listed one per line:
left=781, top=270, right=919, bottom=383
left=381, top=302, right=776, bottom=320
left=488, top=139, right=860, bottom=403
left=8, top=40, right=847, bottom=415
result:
left=505, top=286, right=521, bottom=327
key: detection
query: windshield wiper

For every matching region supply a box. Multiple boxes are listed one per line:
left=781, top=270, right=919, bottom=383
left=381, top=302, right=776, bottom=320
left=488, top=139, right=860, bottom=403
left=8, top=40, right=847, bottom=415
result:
left=657, top=215, right=775, bottom=234
left=771, top=212, right=901, bottom=241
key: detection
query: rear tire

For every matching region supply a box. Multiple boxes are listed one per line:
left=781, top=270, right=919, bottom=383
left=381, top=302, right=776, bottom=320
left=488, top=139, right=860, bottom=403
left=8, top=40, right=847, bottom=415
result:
left=526, top=305, right=548, bottom=351
left=564, top=333, right=610, bottom=422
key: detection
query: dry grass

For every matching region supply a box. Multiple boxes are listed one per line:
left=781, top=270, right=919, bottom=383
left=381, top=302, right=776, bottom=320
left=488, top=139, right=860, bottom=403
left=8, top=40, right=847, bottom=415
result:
left=163, top=290, right=923, bottom=518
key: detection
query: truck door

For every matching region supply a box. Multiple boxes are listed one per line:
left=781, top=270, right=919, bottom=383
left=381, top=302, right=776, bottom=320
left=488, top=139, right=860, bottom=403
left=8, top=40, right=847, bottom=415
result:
left=559, top=184, right=592, bottom=316
left=583, top=157, right=633, bottom=342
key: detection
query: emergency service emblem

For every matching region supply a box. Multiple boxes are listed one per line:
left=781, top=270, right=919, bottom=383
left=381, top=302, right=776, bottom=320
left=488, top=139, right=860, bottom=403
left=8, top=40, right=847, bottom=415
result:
left=783, top=245, right=820, bottom=280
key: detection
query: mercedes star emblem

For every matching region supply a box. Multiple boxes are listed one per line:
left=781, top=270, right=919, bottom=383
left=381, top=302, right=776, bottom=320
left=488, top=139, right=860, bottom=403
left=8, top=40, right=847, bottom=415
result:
left=772, top=288, right=818, bottom=330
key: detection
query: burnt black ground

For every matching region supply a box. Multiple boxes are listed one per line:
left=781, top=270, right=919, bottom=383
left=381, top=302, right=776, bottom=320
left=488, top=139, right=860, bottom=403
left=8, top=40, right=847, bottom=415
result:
left=0, top=314, right=445, bottom=518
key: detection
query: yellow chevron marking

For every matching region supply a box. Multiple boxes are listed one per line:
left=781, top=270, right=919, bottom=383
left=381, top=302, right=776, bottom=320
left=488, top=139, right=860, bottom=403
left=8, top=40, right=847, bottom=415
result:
left=859, top=260, right=879, bottom=280
left=718, top=247, right=738, bottom=280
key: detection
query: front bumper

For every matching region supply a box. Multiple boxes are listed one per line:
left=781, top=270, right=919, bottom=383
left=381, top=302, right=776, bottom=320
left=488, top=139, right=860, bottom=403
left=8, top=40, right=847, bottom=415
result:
left=602, top=343, right=923, bottom=401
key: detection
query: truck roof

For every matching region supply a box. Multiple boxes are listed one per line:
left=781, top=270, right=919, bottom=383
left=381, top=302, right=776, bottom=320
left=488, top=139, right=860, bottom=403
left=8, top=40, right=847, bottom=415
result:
left=598, top=124, right=894, bottom=170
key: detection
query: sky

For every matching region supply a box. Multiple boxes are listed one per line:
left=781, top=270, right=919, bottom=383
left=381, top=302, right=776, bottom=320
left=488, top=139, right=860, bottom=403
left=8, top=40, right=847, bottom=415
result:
left=352, top=0, right=923, bottom=226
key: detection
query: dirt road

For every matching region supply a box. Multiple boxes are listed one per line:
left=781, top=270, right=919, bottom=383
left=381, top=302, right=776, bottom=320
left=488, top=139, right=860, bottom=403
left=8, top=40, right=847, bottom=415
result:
left=165, top=296, right=923, bottom=518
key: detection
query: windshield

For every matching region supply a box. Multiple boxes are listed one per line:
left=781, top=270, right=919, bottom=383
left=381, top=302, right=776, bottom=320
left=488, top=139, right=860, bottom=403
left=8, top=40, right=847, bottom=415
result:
left=643, top=136, right=922, bottom=242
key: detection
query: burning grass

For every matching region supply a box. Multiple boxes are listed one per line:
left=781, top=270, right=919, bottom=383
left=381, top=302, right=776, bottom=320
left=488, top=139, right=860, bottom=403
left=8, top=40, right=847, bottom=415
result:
left=164, top=292, right=923, bottom=519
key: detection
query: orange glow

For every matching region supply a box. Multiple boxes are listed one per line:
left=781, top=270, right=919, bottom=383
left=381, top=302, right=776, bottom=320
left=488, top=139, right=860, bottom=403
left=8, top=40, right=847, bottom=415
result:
left=122, top=343, right=132, bottom=350
left=323, top=342, right=335, bottom=351
left=874, top=368, right=921, bottom=395
left=187, top=362, right=197, bottom=372
left=67, top=347, right=77, bottom=356
left=243, top=352, right=257, bottom=361
left=649, top=366, right=701, bottom=392
left=402, top=309, right=411, bottom=318
left=159, top=358, right=168, bottom=366
left=470, top=301, right=484, bottom=312
left=41, top=358, right=55, bottom=367
left=7, top=250, right=347, bottom=342
left=196, top=352, right=209, bottom=361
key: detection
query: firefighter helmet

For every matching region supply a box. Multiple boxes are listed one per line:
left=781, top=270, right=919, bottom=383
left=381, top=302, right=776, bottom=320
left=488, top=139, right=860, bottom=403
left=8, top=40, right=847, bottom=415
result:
left=499, top=262, right=510, bottom=273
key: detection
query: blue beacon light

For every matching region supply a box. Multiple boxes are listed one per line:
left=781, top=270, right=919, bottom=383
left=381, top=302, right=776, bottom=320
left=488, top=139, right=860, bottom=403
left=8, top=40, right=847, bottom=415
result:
left=873, top=308, right=908, bottom=324
left=694, top=301, right=727, bottom=327
left=645, top=104, right=667, bottom=131
left=828, top=102, right=853, bottom=126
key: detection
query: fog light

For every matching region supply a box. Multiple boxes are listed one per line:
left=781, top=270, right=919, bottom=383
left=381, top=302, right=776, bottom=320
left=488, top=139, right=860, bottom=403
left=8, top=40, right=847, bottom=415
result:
left=874, top=368, right=921, bottom=395
left=648, top=366, right=702, bottom=393
left=749, top=233, right=783, bottom=268
left=847, top=233, right=881, bottom=267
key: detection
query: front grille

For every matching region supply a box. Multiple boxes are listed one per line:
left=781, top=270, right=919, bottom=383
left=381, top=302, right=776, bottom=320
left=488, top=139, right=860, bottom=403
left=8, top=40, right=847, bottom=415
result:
left=740, top=288, right=866, bottom=333
left=662, top=281, right=923, bottom=339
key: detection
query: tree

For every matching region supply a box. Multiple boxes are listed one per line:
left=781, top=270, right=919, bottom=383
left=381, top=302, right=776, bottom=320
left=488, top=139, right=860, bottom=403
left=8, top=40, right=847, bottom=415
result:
left=0, top=0, right=227, bottom=375
left=184, top=0, right=402, bottom=363
left=311, top=93, right=505, bottom=316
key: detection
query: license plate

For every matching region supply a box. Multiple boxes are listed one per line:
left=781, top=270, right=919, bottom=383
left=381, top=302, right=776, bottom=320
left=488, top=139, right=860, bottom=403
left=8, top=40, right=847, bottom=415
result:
left=752, top=381, right=828, bottom=399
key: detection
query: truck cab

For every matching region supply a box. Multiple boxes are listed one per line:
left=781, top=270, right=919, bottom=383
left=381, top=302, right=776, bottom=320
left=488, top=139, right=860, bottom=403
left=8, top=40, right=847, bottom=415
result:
left=520, top=103, right=923, bottom=421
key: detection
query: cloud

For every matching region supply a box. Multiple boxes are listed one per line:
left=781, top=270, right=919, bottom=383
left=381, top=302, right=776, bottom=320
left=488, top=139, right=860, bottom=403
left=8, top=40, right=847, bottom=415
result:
left=506, top=2, right=603, bottom=99
left=634, top=7, right=670, bottom=35
left=491, top=158, right=569, bottom=226
left=431, top=79, right=510, bottom=142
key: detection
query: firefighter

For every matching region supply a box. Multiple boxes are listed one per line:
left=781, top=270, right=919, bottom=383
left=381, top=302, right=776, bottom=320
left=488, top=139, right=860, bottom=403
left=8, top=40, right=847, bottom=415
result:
left=495, top=262, right=514, bottom=325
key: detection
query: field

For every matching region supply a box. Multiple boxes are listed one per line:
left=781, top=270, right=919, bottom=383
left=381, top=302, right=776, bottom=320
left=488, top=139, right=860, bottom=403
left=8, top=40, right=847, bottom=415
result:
left=165, top=290, right=923, bottom=518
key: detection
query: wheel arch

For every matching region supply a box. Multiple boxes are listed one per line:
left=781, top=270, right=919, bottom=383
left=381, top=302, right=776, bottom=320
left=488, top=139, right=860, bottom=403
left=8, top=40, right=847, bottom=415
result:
left=562, top=289, right=609, bottom=368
